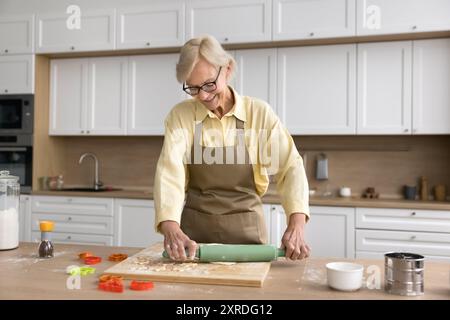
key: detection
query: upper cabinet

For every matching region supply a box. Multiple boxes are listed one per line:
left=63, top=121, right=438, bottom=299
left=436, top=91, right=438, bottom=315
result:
left=36, top=9, right=115, bottom=53
left=357, top=0, right=450, bottom=36
left=273, top=0, right=356, bottom=40
left=127, top=53, right=185, bottom=135
left=412, top=39, right=450, bottom=134
left=277, top=44, right=356, bottom=134
left=116, top=2, right=185, bottom=49
left=357, top=41, right=412, bottom=134
left=186, top=0, right=271, bottom=44
left=0, top=55, right=35, bottom=94
left=234, top=48, right=277, bottom=110
left=0, top=14, right=34, bottom=54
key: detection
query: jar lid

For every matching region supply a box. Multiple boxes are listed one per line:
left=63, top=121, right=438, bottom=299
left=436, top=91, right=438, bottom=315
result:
left=0, top=170, right=19, bottom=181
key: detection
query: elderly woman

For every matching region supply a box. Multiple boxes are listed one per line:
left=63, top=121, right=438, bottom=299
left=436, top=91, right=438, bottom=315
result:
left=154, top=35, right=310, bottom=261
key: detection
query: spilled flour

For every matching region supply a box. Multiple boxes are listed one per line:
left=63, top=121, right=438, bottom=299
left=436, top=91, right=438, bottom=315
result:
left=0, top=251, right=71, bottom=265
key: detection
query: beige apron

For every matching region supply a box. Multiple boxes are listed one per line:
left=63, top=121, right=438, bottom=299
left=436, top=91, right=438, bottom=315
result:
left=180, top=118, right=267, bottom=244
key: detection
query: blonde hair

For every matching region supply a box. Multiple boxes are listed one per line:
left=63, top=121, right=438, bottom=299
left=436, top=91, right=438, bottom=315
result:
left=176, top=34, right=236, bottom=83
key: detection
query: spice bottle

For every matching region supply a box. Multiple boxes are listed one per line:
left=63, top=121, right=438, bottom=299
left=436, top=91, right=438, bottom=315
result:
left=38, top=221, right=54, bottom=258
left=420, top=176, right=428, bottom=201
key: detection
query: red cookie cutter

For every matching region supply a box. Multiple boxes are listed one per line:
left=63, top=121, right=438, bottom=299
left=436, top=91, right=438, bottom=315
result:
left=98, top=278, right=124, bottom=293
left=84, top=256, right=102, bottom=265
left=130, top=280, right=154, bottom=291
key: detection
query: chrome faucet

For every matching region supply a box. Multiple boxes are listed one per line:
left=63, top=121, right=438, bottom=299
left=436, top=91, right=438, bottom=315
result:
left=79, top=153, right=103, bottom=190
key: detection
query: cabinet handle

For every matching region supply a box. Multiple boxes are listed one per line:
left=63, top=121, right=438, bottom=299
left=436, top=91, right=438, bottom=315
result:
left=411, top=212, right=416, bottom=216
left=67, top=198, right=72, bottom=202
left=412, top=25, right=417, bottom=30
left=70, top=46, right=75, bottom=50
left=224, top=37, right=229, bottom=42
left=4, top=89, right=8, bottom=93
left=68, top=217, right=72, bottom=221
left=81, top=130, right=85, bottom=134
left=146, top=42, right=150, bottom=46
left=5, top=49, right=8, bottom=53
left=67, top=235, right=72, bottom=240
left=86, top=130, right=90, bottom=134
left=309, top=32, right=315, bottom=37
left=403, top=128, right=409, bottom=132
left=410, top=235, right=416, bottom=240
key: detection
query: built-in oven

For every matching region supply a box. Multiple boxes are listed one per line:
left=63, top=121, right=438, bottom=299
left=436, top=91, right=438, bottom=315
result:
left=0, top=94, right=33, bottom=135
left=0, top=135, right=32, bottom=193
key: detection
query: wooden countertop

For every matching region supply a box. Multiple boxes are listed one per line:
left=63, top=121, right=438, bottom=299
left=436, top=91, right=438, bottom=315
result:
left=32, top=187, right=450, bottom=210
left=0, top=243, right=449, bottom=300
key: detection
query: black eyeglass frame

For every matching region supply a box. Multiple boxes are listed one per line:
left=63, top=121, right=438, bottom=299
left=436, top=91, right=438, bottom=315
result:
left=182, top=67, right=222, bottom=96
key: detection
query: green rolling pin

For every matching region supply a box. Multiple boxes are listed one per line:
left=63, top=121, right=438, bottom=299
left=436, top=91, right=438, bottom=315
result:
left=162, top=244, right=286, bottom=262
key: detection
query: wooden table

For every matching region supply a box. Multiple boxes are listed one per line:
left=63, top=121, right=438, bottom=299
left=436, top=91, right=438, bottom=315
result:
left=0, top=243, right=448, bottom=300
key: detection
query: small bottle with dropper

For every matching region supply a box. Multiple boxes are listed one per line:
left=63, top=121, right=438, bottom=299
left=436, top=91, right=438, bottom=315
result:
left=38, top=221, right=54, bottom=258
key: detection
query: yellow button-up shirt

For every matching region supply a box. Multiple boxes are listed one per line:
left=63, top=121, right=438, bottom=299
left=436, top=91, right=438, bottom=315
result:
left=154, top=87, right=309, bottom=232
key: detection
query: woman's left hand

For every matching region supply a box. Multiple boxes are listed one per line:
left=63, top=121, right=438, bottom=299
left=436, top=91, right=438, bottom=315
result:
left=281, top=213, right=311, bottom=260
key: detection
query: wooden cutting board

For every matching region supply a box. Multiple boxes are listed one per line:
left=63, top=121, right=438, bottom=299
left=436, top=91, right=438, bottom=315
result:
left=102, top=243, right=271, bottom=287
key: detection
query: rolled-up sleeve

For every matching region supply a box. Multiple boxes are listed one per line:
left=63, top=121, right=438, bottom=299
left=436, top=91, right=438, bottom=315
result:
left=154, top=111, right=190, bottom=233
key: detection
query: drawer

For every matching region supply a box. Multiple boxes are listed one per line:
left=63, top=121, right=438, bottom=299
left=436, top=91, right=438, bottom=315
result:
left=31, top=213, right=113, bottom=235
left=32, top=232, right=113, bottom=246
left=356, top=208, right=450, bottom=233
left=356, top=229, right=450, bottom=258
left=32, top=196, right=113, bottom=216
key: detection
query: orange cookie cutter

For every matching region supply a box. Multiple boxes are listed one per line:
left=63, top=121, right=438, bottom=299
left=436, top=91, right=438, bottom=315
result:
left=108, top=253, right=128, bottom=262
left=99, top=274, right=123, bottom=283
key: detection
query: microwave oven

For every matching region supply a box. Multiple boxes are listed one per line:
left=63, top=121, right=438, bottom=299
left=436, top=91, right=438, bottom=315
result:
left=0, top=94, right=33, bottom=135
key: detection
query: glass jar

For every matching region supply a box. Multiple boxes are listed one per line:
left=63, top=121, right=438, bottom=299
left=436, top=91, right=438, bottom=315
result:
left=0, top=170, right=20, bottom=250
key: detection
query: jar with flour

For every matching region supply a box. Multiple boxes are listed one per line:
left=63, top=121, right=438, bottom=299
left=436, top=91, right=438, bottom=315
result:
left=0, top=170, right=20, bottom=250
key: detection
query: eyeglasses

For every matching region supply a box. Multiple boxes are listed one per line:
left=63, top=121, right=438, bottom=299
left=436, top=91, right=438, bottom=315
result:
left=183, top=67, right=222, bottom=96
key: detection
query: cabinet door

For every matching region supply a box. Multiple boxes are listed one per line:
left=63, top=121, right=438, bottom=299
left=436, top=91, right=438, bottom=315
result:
left=357, top=41, right=412, bottom=134
left=357, top=0, right=450, bottom=36
left=49, top=58, right=88, bottom=135
left=269, top=205, right=287, bottom=247
left=87, top=57, right=127, bottom=135
left=36, top=9, right=115, bottom=53
left=116, top=2, right=185, bottom=49
left=278, top=44, right=356, bottom=134
left=273, top=0, right=356, bottom=40
left=114, top=199, right=163, bottom=247
left=306, top=206, right=355, bottom=258
left=0, top=14, right=34, bottom=54
left=0, top=55, right=34, bottom=94
left=19, top=195, right=31, bottom=242
left=412, top=39, right=450, bottom=134
left=235, top=48, right=277, bottom=111
left=127, top=54, right=184, bottom=135
left=186, top=0, right=271, bottom=44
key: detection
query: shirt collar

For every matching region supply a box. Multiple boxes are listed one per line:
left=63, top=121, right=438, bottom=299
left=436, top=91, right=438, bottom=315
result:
left=194, top=86, right=246, bottom=123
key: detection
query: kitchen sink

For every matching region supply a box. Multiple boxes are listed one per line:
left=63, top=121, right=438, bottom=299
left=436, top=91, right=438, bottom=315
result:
left=57, top=187, right=123, bottom=192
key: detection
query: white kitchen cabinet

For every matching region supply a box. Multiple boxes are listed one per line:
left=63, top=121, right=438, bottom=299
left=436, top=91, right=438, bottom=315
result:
left=31, top=231, right=114, bottom=246
left=36, top=9, right=115, bottom=53
left=87, top=57, right=127, bottom=135
left=269, top=205, right=355, bottom=258
left=116, top=2, right=185, bottom=49
left=355, top=207, right=450, bottom=262
left=19, top=195, right=31, bottom=242
left=49, top=58, right=88, bottom=135
left=50, top=57, right=127, bottom=135
left=186, top=0, right=271, bottom=44
left=235, top=48, right=277, bottom=111
left=277, top=44, right=356, bottom=134
left=273, top=0, right=356, bottom=40
left=0, top=14, right=34, bottom=54
left=412, top=39, right=450, bottom=134
left=114, top=199, right=163, bottom=247
left=127, top=53, right=185, bottom=135
left=31, top=196, right=114, bottom=246
left=357, top=41, right=412, bottom=134
left=0, top=55, right=34, bottom=94
left=356, top=0, right=450, bottom=36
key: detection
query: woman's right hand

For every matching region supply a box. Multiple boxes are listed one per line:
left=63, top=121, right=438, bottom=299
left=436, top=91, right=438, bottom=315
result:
left=159, top=221, right=197, bottom=261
